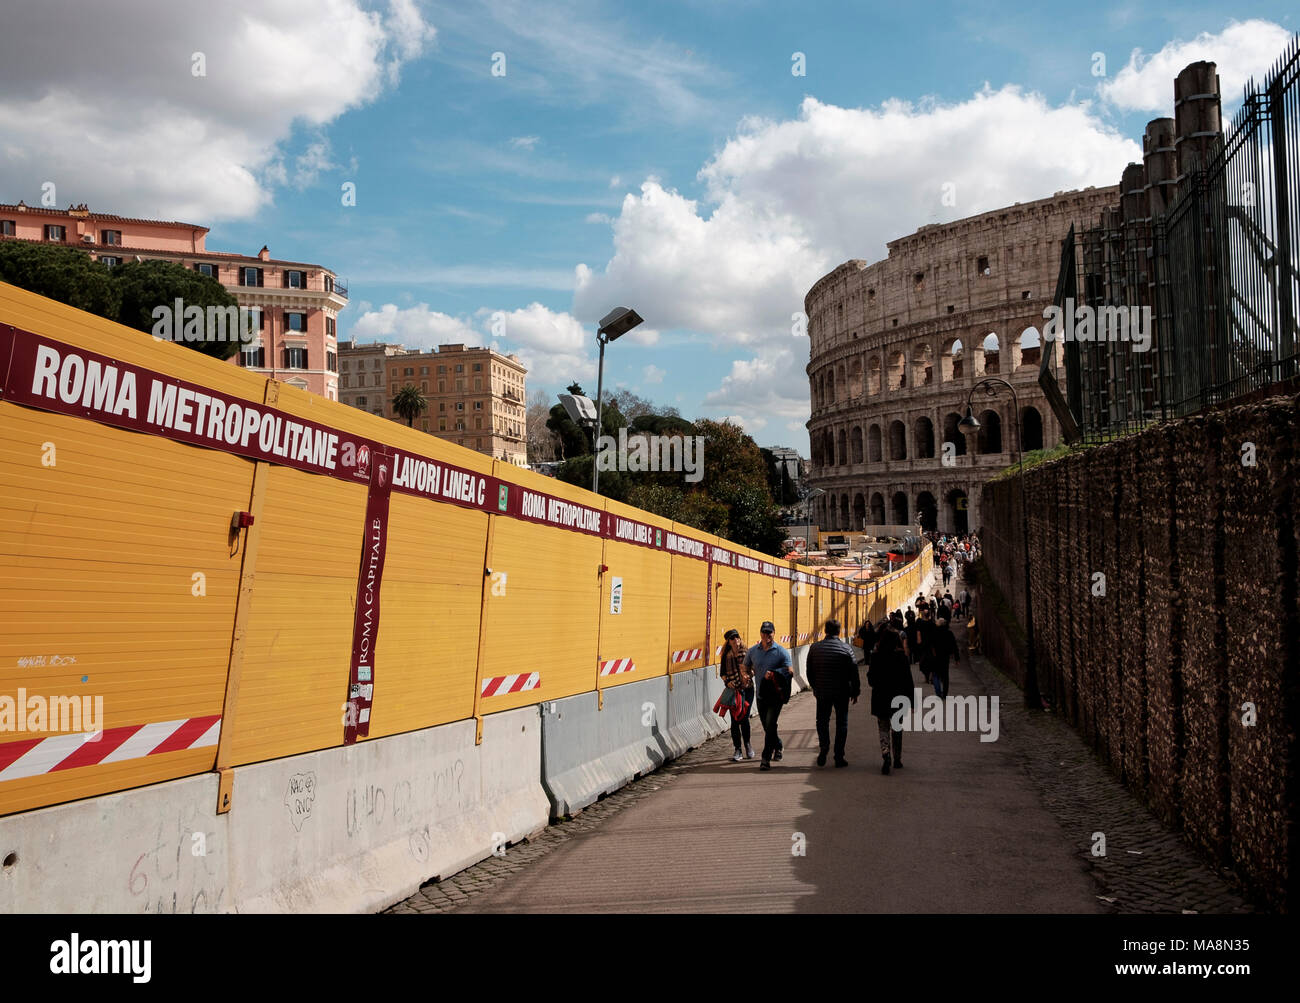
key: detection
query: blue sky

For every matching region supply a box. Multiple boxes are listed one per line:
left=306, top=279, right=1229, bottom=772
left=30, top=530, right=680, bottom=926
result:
left=1, top=1, right=1294, bottom=453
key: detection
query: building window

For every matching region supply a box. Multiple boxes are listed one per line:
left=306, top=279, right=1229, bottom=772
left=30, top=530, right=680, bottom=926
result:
left=326, top=317, right=336, bottom=337
left=421, top=419, right=429, bottom=431
left=977, top=256, right=990, bottom=275
left=252, top=308, right=265, bottom=330
left=44, top=225, right=66, bottom=241
left=0, top=221, right=14, bottom=236
left=325, top=275, right=334, bottom=292
left=373, top=374, right=382, bottom=386
left=340, top=374, right=349, bottom=388
left=475, top=417, right=482, bottom=430
left=195, top=262, right=218, bottom=278
left=438, top=365, right=446, bottom=374
left=240, top=347, right=265, bottom=368
left=474, top=377, right=481, bottom=391
left=473, top=363, right=482, bottom=372
left=456, top=402, right=464, bottom=411
left=474, top=401, right=482, bottom=410
left=242, top=267, right=264, bottom=287
left=284, top=311, right=306, bottom=332
left=326, top=351, right=337, bottom=371
left=404, top=367, right=414, bottom=376
left=285, top=270, right=306, bottom=289
left=285, top=347, right=308, bottom=369
left=439, top=402, right=445, bottom=412
left=455, top=364, right=463, bottom=373
left=341, top=360, right=349, bottom=371
left=99, top=256, right=121, bottom=268
left=420, top=380, right=427, bottom=391
left=439, top=419, right=447, bottom=431
left=358, top=396, right=367, bottom=406
left=372, top=409, right=383, bottom=416
left=438, top=380, right=445, bottom=393
left=372, top=359, right=381, bottom=369
left=420, top=366, right=429, bottom=375
left=101, top=229, right=121, bottom=245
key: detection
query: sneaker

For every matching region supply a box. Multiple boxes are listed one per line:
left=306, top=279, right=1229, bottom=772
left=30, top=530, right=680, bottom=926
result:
left=834, top=759, right=848, bottom=768
left=774, top=749, right=783, bottom=761
left=816, top=752, right=827, bottom=767
left=732, top=749, right=744, bottom=762
left=881, top=756, right=891, bottom=775
left=744, top=743, right=755, bottom=759
left=759, top=760, right=771, bottom=771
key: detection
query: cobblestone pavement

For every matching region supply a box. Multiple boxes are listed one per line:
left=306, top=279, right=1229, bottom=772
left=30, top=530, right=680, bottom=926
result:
left=961, top=635, right=1253, bottom=914
left=387, top=566, right=1253, bottom=914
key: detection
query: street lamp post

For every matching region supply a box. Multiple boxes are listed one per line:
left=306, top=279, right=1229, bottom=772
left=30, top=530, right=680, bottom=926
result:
left=805, top=487, right=825, bottom=558
left=592, top=307, right=644, bottom=495
left=959, top=378, right=1041, bottom=710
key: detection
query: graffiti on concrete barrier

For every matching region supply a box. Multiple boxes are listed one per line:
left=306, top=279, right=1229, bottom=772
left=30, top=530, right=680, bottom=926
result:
left=284, top=771, right=316, bottom=832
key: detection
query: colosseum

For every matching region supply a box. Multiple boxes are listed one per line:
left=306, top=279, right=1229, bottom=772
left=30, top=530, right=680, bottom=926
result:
left=804, top=186, right=1118, bottom=536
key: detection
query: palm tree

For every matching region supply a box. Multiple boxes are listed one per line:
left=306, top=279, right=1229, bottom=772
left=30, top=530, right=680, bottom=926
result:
left=391, top=384, right=427, bottom=427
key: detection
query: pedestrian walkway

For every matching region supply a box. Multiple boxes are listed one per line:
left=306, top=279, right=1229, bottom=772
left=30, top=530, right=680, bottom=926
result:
left=389, top=568, right=1252, bottom=914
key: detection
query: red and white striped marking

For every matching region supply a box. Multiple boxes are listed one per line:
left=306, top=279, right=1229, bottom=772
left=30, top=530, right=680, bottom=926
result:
left=480, top=672, right=540, bottom=697
left=0, top=715, right=221, bottom=783
left=715, top=645, right=724, bottom=657
left=671, top=648, right=703, bottom=663
left=780, top=634, right=793, bottom=644
left=599, top=658, right=636, bottom=676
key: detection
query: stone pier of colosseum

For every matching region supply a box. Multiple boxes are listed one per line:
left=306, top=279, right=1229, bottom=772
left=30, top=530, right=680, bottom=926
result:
left=804, top=186, right=1118, bottom=536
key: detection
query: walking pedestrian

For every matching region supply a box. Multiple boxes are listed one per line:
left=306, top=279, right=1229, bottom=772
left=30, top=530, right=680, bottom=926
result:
left=720, top=628, right=755, bottom=761
left=806, top=619, right=861, bottom=768
left=868, top=630, right=913, bottom=774
left=925, top=617, right=960, bottom=698
left=855, top=618, right=877, bottom=664
left=746, top=621, right=792, bottom=770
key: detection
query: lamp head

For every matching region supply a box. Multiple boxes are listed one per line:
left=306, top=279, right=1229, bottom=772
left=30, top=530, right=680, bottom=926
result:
left=597, top=307, right=644, bottom=342
left=958, top=406, right=981, bottom=434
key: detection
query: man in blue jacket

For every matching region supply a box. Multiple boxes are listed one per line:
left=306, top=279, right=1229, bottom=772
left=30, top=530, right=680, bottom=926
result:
left=745, top=621, right=792, bottom=771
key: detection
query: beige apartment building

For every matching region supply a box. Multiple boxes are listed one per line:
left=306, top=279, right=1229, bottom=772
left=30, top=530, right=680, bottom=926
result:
left=0, top=201, right=347, bottom=399
left=338, top=340, right=528, bottom=465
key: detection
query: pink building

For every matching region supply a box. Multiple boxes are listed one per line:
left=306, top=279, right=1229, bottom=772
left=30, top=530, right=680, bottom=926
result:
left=0, top=201, right=347, bottom=399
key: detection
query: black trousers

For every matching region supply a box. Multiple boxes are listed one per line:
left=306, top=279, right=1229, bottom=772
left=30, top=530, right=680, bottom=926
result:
left=758, top=698, right=783, bottom=762
left=729, top=685, right=754, bottom=748
left=815, top=693, right=851, bottom=761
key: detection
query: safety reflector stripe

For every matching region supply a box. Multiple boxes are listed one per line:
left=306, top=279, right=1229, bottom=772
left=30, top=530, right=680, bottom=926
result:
left=0, top=716, right=222, bottom=783
left=599, top=659, right=636, bottom=676
left=480, top=672, right=541, bottom=698
left=671, top=648, right=703, bottom=663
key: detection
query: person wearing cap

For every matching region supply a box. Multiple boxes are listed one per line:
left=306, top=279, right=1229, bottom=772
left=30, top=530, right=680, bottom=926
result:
left=806, top=619, right=860, bottom=767
left=720, top=628, right=755, bottom=761
left=745, top=621, right=792, bottom=771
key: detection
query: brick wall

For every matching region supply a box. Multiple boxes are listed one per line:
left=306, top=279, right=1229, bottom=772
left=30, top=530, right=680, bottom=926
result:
left=978, top=392, right=1300, bottom=911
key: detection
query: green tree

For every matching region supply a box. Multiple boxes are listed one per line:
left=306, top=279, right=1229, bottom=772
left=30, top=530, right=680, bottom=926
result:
left=391, top=384, right=427, bottom=426
left=113, top=259, right=243, bottom=360
left=0, top=241, right=120, bottom=319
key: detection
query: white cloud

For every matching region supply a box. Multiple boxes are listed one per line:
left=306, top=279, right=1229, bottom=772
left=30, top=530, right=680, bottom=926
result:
left=350, top=301, right=595, bottom=389
left=1099, top=20, right=1291, bottom=112
left=0, top=0, right=434, bottom=221
left=350, top=303, right=479, bottom=348
left=700, top=346, right=810, bottom=440
left=510, top=135, right=540, bottom=150
left=293, top=139, right=338, bottom=189
left=574, top=88, right=1138, bottom=347
left=643, top=364, right=665, bottom=384
left=584, top=212, right=613, bottom=224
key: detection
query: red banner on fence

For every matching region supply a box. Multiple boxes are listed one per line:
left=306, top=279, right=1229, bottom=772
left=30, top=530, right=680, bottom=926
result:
left=343, top=450, right=393, bottom=744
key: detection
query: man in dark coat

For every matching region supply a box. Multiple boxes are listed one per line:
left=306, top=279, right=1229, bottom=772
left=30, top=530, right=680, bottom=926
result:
left=806, top=619, right=861, bottom=768
left=868, top=629, right=914, bottom=774
left=925, top=617, right=960, bottom=698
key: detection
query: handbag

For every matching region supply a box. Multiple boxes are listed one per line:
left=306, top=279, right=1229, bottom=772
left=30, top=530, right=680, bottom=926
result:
left=719, top=685, right=737, bottom=708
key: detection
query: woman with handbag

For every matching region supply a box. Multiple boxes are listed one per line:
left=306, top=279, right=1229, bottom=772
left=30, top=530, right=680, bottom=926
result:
left=720, top=628, right=755, bottom=761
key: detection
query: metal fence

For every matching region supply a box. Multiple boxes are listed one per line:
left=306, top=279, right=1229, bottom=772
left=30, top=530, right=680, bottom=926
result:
left=1045, top=36, right=1300, bottom=443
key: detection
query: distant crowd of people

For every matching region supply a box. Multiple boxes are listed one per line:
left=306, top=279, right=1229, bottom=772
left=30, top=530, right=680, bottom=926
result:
left=927, top=531, right=981, bottom=589
left=715, top=581, right=970, bottom=776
